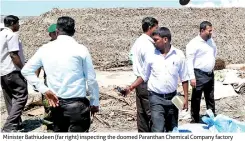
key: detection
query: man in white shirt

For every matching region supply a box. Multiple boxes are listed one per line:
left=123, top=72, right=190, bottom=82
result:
left=0, top=15, right=28, bottom=132
left=129, top=17, right=158, bottom=132
left=126, top=27, right=189, bottom=132
left=21, top=16, right=99, bottom=132
left=186, top=21, right=216, bottom=123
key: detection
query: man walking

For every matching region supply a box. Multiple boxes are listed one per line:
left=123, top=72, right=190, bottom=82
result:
left=129, top=17, right=158, bottom=132
left=21, top=16, right=99, bottom=132
left=126, top=27, right=189, bottom=132
left=0, top=15, right=28, bottom=132
left=186, top=21, right=217, bottom=123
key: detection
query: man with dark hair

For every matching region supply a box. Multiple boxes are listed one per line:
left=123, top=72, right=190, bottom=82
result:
left=126, top=27, right=189, bottom=132
left=186, top=21, right=217, bottom=123
left=22, top=16, right=99, bottom=132
left=128, top=17, right=158, bottom=132
left=0, top=15, right=28, bottom=132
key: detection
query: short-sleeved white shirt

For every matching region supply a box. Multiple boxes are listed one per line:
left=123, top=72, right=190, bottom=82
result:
left=0, top=27, right=25, bottom=76
left=130, top=34, right=156, bottom=77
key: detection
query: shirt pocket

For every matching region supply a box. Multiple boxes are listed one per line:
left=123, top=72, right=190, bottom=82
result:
left=167, top=61, right=179, bottom=76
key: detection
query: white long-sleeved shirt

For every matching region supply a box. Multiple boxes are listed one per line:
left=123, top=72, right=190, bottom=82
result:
left=141, top=46, right=189, bottom=94
left=130, top=34, right=156, bottom=77
left=21, top=35, right=99, bottom=106
left=186, top=35, right=217, bottom=80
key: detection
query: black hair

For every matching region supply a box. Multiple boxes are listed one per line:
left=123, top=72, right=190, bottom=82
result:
left=56, top=16, right=75, bottom=36
left=200, top=21, right=212, bottom=32
left=4, top=15, right=19, bottom=27
left=142, top=17, right=158, bottom=32
left=152, top=27, right=171, bottom=42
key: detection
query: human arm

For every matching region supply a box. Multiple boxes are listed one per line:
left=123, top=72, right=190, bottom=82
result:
left=21, top=48, right=58, bottom=107
left=186, top=43, right=197, bottom=88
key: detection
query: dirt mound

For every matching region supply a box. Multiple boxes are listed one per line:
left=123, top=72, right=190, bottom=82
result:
left=214, top=58, right=226, bottom=70
left=20, top=8, right=245, bottom=70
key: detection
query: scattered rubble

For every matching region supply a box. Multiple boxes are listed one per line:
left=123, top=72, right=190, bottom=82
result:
left=1, top=67, right=245, bottom=132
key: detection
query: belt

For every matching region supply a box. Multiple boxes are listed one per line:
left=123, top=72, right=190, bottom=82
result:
left=57, top=97, right=90, bottom=108
left=194, top=69, right=213, bottom=75
left=149, top=91, right=177, bottom=99
left=58, top=97, right=89, bottom=105
left=58, top=97, right=86, bottom=101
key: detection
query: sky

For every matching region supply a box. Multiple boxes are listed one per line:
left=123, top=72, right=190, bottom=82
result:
left=0, top=0, right=245, bottom=16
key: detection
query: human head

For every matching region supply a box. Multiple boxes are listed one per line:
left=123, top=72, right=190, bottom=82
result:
left=4, top=15, right=20, bottom=32
left=56, top=16, right=75, bottom=36
left=142, top=17, right=158, bottom=36
left=200, top=21, right=213, bottom=41
left=152, top=27, right=171, bottom=50
left=48, top=24, right=57, bottom=41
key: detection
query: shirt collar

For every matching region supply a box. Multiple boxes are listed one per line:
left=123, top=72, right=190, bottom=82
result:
left=3, top=27, right=13, bottom=32
left=197, top=34, right=213, bottom=43
left=142, top=33, right=154, bottom=43
left=196, top=35, right=206, bottom=42
left=156, top=45, right=177, bottom=58
left=57, top=35, right=75, bottom=41
left=166, top=45, right=177, bottom=58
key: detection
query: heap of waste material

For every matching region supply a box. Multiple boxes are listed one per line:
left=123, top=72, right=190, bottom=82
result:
left=19, top=8, right=245, bottom=70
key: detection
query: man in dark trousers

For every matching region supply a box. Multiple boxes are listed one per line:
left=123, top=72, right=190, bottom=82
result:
left=22, top=16, right=99, bottom=132
left=129, top=17, right=158, bottom=132
left=126, top=27, right=189, bottom=132
left=0, top=15, right=28, bottom=132
left=186, top=21, right=217, bottom=123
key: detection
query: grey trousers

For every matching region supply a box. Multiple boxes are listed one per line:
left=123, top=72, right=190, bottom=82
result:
left=135, top=82, right=151, bottom=132
left=148, top=91, right=178, bottom=132
left=1, top=71, right=28, bottom=131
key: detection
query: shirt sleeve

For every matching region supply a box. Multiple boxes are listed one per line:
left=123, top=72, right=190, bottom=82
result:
left=21, top=47, right=50, bottom=94
left=211, top=38, right=217, bottom=57
left=186, top=42, right=197, bottom=80
left=140, top=52, right=152, bottom=82
left=83, top=48, right=99, bottom=106
left=7, top=33, right=20, bottom=52
left=178, top=54, right=189, bottom=82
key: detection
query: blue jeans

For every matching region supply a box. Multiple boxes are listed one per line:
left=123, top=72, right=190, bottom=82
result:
left=148, top=91, right=178, bottom=132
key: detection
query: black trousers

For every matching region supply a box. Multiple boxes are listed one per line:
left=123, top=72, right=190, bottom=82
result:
left=1, top=71, right=28, bottom=131
left=148, top=91, right=178, bottom=132
left=191, top=69, right=215, bottom=123
left=135, top=82, right=151, bottom=132
left=51, top=97, right=91, bottom=132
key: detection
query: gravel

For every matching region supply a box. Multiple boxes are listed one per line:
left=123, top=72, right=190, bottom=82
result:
left=19, top=8, right=245, bottom=70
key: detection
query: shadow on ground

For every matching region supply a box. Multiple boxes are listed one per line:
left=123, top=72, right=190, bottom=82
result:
left=20, top=119, right=42, bottom=132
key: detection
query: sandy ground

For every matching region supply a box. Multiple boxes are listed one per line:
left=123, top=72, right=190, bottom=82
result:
left=1, top=69, right=245, bottom=132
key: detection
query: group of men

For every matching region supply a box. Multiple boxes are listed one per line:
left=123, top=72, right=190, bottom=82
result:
left=0, top=15, right=216, bottom=133
left=127, top=17, right=216, bottom=132
left=1, top=15, right=99, bottom=132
